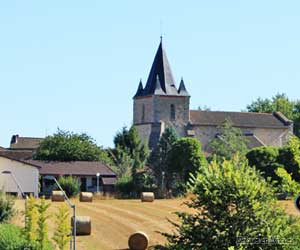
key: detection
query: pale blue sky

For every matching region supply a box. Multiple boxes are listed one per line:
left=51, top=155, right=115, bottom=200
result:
left=0, top=1, right=299, bottom=148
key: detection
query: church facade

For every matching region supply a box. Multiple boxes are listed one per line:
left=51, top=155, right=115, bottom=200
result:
left=133, top=40, right=293, bottom=151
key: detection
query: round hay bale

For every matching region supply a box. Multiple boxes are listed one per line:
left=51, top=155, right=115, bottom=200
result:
left=71, top=216, right=91, bottom=236
left=79, top=192, right=93, bottom=202
left=128, top=231, right=149, bottom=250
left=141, top=192, right=154, bottom=202
left=51, top=190, right=65, bottom=202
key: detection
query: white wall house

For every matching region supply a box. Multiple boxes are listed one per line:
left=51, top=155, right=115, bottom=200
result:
left=0, top=155, right=39, bottom=197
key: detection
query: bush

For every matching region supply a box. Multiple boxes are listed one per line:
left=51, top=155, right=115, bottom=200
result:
left=57, top=176, right=80, bottom=198
left=0, top=191, right=15, bottom=223
left=278, top=146, right=300, bottom=181
left=246, top=146, right=282, bottom=182
left=275, top=167, right=300, bottom=198
left=0, top=224, right=26, bottom=250
left=157, top=156, right=300, bottom=250
left=115, top=175, right=135, bottom=198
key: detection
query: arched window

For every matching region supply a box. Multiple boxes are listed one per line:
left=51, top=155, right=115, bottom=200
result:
left=141, top=104, right=145, bottom=123
left=170, top=104, right=175, bottom=120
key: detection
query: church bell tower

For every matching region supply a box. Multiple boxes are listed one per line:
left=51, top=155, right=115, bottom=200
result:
left=133, top=39, right=190, bottom=148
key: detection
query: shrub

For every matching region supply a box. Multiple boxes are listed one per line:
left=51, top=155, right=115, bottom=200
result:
left=156, top=156, right=300, bottom=250
left=0, top=224, right=26, bottom=250
left=115, top=175, right=135, bottom=198
left=0, top=191, right=15, bottom=223
left=278, top=146, right=300, bottom=181
left=53, top=204, right=71, bottom=250
left=275, top=167, right=300, bottom=198
left=57, top=176, right=80, bottom=198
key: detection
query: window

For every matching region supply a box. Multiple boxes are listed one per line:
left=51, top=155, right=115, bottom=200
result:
left=141, top=104, right=145, bottom=123
left=170, top=104, right=175, bottom=120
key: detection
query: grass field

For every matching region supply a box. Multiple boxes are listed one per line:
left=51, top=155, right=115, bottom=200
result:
left=11, top=198, right=299, bottom=250
left=12, top=198, right=192, bottom=250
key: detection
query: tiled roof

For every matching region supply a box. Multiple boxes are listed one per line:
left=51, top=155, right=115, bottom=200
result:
left=0, top=150, right=34, bottom=160
left=189, top=110, right=292, bottom=128
left=10, top=135, right=43, bottom=150
left=26, top=160, right=117, bottom=177
left=0, top=146, right=5, bottom=150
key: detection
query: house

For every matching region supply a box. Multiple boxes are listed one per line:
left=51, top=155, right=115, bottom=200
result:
left=10, top=135, right=43, bottom=150
left=133, top=39, right=293, bottom=150
left=0, top=154, right=40, bottom=197
left=25, top=160, right=117, bottom=196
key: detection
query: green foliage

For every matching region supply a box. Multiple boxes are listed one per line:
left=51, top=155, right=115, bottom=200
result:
left=168, top=138, right=207, bottom=183
left=0, top=191, right=15, bottom=223
left=115, top=175, right=135, bottom=198
left=246, top=146, right=282, bottom=182
left=57, top=176, right=80, bottom=198
left=109, top=146, right=133, bottom=178
left=36, top=197, right=53, bottom=250
left=53, top=204, right=71, bottom=250
left=208, top=119, right=249, bottom=160
left=275, top=168, right=300, bottom=198
left=148, top=127, right=179, bottom=196
left=157, top=156, right=300, bottom=250
left=34, top=129, right=111, bottom=163
left=113, top=126, right=149, bottom=165
left=246, top=93, right=300, bottom=136
left=113, top=125, right=149, bottom=195
left=24, top=196, right=38, bottom=244
left=0, top=224, right=26, bottom=250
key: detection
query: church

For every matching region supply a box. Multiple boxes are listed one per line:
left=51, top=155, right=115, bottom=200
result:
left=133, top=39, right=293, bottom=151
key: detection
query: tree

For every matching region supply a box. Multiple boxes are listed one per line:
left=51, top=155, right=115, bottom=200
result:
left=24, top=196, right=38, bottom=245
left=0, top=191, right=15, bottom=223
left=148, top=127, right=179, bottom=196
left=53, top=204, right=71, bottom=250
left=34, top=129, right=112, bottom=163
left=113, top=126, right=149, bottom=194
left=208, top=119, right=248, bottom=160
left=246, top=146, right=281, bottom=183
left=157, top=156, right=300, bottom=250
left=57, top=176, right=80, bottom=198
left=247, top=93, right=300, bottom=136
left=113, top=126, right=149, bottom=166
left=168, top=138, right=207, bottom=183
left=36, top=197, right=52, bottom=250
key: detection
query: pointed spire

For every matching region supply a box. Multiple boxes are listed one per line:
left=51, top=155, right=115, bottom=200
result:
left=154, top=75, right=165, bottom=95
left=133, top=79, right=144, bottom=98
left=143, top=39, right=178, bottom=96
left=178, top=77, right=190, bottom=96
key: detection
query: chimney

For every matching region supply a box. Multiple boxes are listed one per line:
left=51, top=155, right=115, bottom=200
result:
left=10, top=134, right=19, bottom=145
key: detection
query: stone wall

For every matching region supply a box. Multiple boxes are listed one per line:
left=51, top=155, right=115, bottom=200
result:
left=191, top=125, right=293, bottom=151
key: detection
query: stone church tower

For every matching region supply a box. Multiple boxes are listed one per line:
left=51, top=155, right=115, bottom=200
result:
left=133, top=39, right=190, bottom=148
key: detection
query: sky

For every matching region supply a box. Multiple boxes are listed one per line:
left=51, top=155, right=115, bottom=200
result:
left=0, top=1, right=300, bottom=148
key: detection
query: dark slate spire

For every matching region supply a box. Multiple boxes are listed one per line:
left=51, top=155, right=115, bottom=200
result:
left=154, top=75, right=165, bottom=95
left=134, top=79, right=144, bottom=97
left=143, top=39, right=179, bottom=96
left=178, top=77, right=190, bottom=96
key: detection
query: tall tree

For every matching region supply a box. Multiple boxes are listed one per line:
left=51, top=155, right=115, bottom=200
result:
left=168, top=138, right=207, bottom=183
left=148, top=127, right=179, bottom=196
left=34, top=129, right=112, bottom=163
left=208, top=119, right=248, bottom=160
left=247, top=93, right=300, bottom=136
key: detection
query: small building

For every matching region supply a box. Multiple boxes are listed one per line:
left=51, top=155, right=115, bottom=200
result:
left=25, top=160, right=117, bottom=196
left=10, top=135, right=43, bottom=151
left=0, top=154, right=40, bottom=197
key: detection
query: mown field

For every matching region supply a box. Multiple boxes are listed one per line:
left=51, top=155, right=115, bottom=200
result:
left=12, top=199, right=299, bottom=250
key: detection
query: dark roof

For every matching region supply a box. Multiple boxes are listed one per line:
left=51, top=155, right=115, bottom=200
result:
left=26, top=160, right=117, bottom=176
left=189, top=110, right=292, bottom=128
left=0, top=150, right=34, bottom=160
left=135, top=39, right=182, bottom=97
left=10, top=135, right=43, bottom=150
left=178, top=78, right=190, bottom=96
left=0, top=146, right=5, bottom=150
